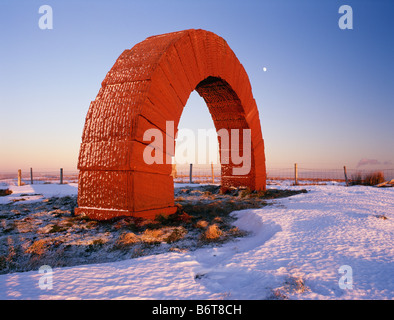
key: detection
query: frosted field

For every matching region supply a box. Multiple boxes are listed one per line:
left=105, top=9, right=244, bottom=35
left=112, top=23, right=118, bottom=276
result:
left=0, top=180, right=393, bottom=300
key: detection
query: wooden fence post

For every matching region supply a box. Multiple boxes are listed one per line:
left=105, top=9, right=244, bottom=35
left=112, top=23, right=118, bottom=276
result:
left=344, top=166, right=349, bottom=186
left=171, top=164, right=177, bottom=179
left=30, top=168, right=33, bottom=185
left=211, top=162, right=214, bottom=184
left=60, top=168, right=63, bottom=184
left=18, top=169, right=22, bottom=187
left=294, top=163, right=298, bottom=185
left=189, top=164, right=193, bottom=184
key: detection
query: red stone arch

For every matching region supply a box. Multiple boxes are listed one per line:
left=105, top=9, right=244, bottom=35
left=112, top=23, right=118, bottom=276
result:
left=75, top=29, right=266, bottom=220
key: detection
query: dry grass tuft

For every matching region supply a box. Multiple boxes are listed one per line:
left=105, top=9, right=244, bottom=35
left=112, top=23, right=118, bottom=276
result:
left=364, top=171, right=385, bottom=186
left=196, top=220, right=209, bottom=229
left=201, top=224, right=223, bottom=241
left=141, top=229, right=164, bottom=244
left=116, top=232, right=140, bottom=247
left=351, top=171, right=385, bottom=186
left=139, top=227, right=187, bottom=244
left=25, top=239, right=52, bottom=256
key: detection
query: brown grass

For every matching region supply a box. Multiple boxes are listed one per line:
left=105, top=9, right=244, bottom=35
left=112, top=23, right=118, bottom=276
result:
left=141, top=229, right=164, bottom=244
left=25, top=239, right=51, bottom=256
left=116, top=232, right=140, bottom=247
left=201, top=224, right=223, bottom=241
left=364, top=171, right=385, bottom=186
left=196, top=220, right=209, bottom=229
left=140, top=227, right=187, bottom=244
left=351, top=171, right=385, bottom=186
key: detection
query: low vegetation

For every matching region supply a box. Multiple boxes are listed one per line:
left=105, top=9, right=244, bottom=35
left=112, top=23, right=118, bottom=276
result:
left=0, top=185, right=307, bottom=274
left=351, top=171, right=385, bottom=186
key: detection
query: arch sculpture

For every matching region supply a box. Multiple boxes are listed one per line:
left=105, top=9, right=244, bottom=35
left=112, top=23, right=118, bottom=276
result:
left=75, top=29, right=266, bottom=220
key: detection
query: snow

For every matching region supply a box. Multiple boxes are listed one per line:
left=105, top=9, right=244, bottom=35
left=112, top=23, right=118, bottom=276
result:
left=0, top=181, right=393, bottom=300
left=0, top=182, right=208, bottom=205
left=0, top=181, right=78, bottom=205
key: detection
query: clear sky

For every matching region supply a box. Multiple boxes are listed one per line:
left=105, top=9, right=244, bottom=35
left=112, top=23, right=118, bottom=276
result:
left=0, top=0, right=393, bottom=173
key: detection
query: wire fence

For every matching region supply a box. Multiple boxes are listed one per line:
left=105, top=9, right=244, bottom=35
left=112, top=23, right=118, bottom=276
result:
left=171, top=164, right=394, bottom=184
left=1, top=165, right=393, bottom=186
left=0, top=169, right=78, bottom=185
left=268, top=167, right=394, bottom=182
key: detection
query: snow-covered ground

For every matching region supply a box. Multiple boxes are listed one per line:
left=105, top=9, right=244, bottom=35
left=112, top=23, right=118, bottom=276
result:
left=0, top=181, right=78, bottom=205
left=0, top=181, right=393, bottom=299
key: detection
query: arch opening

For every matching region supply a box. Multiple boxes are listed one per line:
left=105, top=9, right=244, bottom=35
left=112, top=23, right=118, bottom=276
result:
left=75, top=29, right=266, bottom=220
left=195, top=76, right=254, bottom=189
left=174, top=90, right=219, bottom=167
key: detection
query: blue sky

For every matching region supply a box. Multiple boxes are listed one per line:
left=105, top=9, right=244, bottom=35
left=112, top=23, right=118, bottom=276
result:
left=0, top=0, right=393, bottom=172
